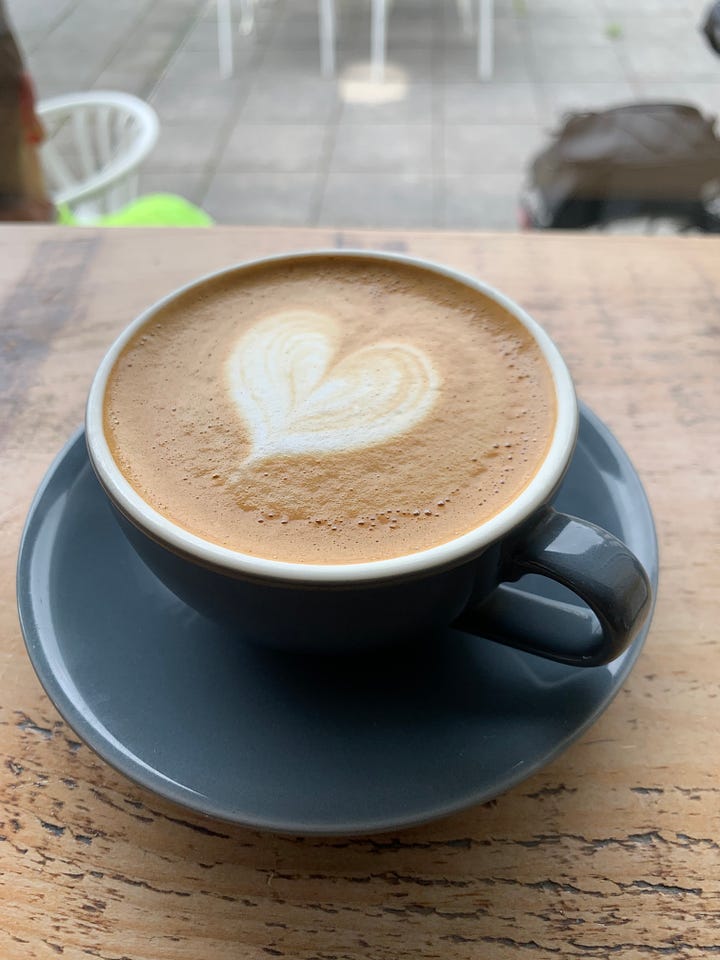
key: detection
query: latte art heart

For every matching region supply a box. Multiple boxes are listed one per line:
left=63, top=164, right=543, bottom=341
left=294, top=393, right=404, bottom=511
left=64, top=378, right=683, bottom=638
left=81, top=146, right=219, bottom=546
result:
left=227, top=310, right=441, bottom=463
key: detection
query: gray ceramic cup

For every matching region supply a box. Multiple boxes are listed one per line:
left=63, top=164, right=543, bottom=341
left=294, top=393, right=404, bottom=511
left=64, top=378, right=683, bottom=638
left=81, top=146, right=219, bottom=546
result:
left=86, top=251, right=652, bottom=665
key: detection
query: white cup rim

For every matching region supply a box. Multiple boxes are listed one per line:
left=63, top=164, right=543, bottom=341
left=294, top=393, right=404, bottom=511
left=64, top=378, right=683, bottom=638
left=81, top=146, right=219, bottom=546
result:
left=86, top=249, right=578, bottom=586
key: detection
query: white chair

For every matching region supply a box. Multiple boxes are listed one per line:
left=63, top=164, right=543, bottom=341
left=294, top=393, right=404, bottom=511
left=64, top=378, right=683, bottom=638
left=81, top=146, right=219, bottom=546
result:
left=216, top=0, right=493, bottom=82
left=321, top=0, right=494, bottom=82
left=216, top=0, right=333, bottom=79
left=216, top=0, right=257, bottom=78
left=37, top=91, right=160, bottom=223
left=476, top=0, right=494, bottom=81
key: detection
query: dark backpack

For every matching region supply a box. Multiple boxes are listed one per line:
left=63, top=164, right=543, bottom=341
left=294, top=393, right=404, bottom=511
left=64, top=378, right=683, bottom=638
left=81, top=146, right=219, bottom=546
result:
left=703, top=0, right=720, bottom=54
left=524, top=103, right=720, bottom=232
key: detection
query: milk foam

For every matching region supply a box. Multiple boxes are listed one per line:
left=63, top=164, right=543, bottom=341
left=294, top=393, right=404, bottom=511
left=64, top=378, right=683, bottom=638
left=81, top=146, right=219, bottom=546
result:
left=226, top=310, right=440, bottom=463
left=103, top=256, right=556, bottom=564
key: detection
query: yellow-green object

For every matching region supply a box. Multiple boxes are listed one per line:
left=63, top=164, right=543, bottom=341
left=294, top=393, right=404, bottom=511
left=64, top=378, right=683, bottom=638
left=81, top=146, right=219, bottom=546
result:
left=56, top=203, right=76, bottom=225
left=57, top=194, right=213, bottom=227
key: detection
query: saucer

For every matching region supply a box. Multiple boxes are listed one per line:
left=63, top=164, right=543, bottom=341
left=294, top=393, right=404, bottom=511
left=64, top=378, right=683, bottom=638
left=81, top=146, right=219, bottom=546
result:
left=18, top=404, right=658, bottom=835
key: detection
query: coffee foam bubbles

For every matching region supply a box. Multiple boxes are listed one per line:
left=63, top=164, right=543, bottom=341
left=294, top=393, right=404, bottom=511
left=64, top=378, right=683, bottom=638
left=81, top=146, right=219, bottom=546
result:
left=227, top=309, right=440, bottom=465
left=103, top=256, right=557, bottom=564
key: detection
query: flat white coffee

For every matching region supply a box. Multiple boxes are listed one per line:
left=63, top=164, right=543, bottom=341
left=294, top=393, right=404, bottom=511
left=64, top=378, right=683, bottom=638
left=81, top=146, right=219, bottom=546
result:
left=104, top=256, right=556, bottom=563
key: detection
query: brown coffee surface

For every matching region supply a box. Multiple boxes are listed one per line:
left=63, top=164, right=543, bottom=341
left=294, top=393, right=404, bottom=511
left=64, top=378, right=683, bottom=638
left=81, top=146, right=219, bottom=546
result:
left=104, top=256, right=556, bottom=563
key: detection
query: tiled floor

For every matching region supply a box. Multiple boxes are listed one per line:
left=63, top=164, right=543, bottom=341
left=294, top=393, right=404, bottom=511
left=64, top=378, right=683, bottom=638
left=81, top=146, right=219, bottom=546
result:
left=9, top=0, right=720, bottom=229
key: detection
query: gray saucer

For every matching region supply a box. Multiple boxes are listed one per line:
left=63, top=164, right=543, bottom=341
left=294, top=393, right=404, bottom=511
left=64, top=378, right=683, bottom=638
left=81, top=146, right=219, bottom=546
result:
left=17, top=404, right=657, bottom=835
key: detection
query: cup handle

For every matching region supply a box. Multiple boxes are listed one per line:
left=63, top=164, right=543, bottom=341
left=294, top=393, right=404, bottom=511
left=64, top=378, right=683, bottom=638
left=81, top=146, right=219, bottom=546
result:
left=452, top=507, right=652, bottom=667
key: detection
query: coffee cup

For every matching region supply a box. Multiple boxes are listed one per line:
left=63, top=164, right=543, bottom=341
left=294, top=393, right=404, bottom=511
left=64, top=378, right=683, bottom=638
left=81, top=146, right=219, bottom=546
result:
left=85, top=250, right=651, bottom=665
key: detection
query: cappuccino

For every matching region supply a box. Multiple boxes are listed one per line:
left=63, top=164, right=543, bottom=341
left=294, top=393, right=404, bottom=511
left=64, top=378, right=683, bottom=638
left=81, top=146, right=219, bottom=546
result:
left=103, top=256, right=556, bottom=563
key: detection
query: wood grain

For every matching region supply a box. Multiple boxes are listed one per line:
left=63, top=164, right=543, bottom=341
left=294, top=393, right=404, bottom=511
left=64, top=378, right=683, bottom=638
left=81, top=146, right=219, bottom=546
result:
left=1, top=226, right=718, bottom=960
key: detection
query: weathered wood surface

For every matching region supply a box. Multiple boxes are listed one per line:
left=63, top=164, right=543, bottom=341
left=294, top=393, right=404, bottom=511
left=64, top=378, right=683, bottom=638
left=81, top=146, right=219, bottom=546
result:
left=1, top=226, right=718, bottom=959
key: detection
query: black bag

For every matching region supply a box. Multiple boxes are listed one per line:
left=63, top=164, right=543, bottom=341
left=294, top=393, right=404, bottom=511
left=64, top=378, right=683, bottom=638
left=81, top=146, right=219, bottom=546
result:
left=523, top=103, right=720, bottom=232
left=703, top=1, right=720, bottom=54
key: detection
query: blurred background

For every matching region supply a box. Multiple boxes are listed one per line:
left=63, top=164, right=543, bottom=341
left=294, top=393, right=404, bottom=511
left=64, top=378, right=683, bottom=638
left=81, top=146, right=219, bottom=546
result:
left=4, top=0, right=720, bottom=230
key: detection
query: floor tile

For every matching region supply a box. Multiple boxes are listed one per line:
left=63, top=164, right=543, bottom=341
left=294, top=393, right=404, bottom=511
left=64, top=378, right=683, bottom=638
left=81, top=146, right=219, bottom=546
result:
left=145, top=120, right=228, bottom=172
left=149, top=86, right=243, bottom=126
left=330, top=123, right=435, bottom=174
left=5, top=0, right=76, bottom=34
left=440, top=173, right=526, bottom=229
left=444, top=123, right=546, bottom=174
left=12, top=29, right=46, bottom=55
left=183, top=19, right=226, bottom=50
left=332, top=46, right=439, bottom=84
left=529, top=41, right=628, bottom=81
left=161, top=46, right=260, bottom=87
left=606, top=14, right=699, bottom=43
left=621, top=37, right=720, bottom=82
left=202, top=172, right=321, bottom=225
left=383, top=14, right=445, bottom=49
left=634, top=82, right=720, bottom=118
left=439, top=15, right=525, bottom=50
left=200, top=0, right=278, bottom=21
left=442, top=82, right=542, bottom=124
left=139, top=0, right=204, bottom=30
left=93, top=46, right=175, bottom=99
left=526, top=0, right=604, bottom=14
left=338, top=83, right=434, bottom=125
left=28, top=39, right=106, bottom=97
left=599, top=0, right=692, bottom=12
left=239, top=75, right=340, bottom=123
left=440, top=38, right=535, bottom=83
left=526, top=15, right=619, bottom=47
left=91, top=69, right=155, bottom=100
left=687, top=0, right=714, bottom=13
left=48, top=1, right=144, bottom=50
left=149, top=51, right=253, bottom=123
left=121, top=15, right=197, bottom=55
left=537, top=80, right=638, bottom=124
left=217, top=123, right=331, bottom=172
left=184, top=17, right=272, bottom=51
left=138, top=170, right=210, bottom=206
left=269, top=14, right=328, bottom=47
left=491, top=0, right=534, bottom=15
left=318, top=173, right=435, bottom=228
left=259, top=41, right=336, bottom=76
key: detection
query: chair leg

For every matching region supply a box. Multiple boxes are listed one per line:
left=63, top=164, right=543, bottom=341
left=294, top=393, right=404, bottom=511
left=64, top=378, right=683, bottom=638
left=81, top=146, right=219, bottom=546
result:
left=371, top=0, right=387, bottom=82
left=477, top=0, right=493, bottom=80
left=456, top=0, right=473, bottom=37
left=239, top=0, right=255, bottom=36
left=319, top=0, right=336, bottom=78
left=217, top=0, right=234, bottom=78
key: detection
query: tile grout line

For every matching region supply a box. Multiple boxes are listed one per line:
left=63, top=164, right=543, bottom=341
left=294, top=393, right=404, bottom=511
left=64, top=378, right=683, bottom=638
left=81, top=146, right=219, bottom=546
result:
left=138, top=0, right=222, bottom=203
left=516, top=6, right=550, bottom=129
left=307, top=102, right=341, bottom=229
left=13, top=0, right=79, bottom=57
left=38, top=0, right=84, bottom=42
left=431, top=1, right=446, bottom=230
left=85, top=0, right=170, bottom=90
left=24, top=0, right=156, bottom=91
left=144, top=0, right=209, bottom=102
left=305, top=0, right=344, bottom=228
left=197, top=0, right=282, bottom=211
left=136, top=0, right=211, bottom=102
left=604, top=25, right=644, bottom=99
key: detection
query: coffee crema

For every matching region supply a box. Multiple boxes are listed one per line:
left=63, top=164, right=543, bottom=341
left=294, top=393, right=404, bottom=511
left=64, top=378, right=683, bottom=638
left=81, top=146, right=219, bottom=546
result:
left=103, top=256, right=557, bottom=564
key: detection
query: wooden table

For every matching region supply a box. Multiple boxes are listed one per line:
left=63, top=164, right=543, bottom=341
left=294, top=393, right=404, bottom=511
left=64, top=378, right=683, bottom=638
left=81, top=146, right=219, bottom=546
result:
left=1, top=226, right=718, bottom=959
